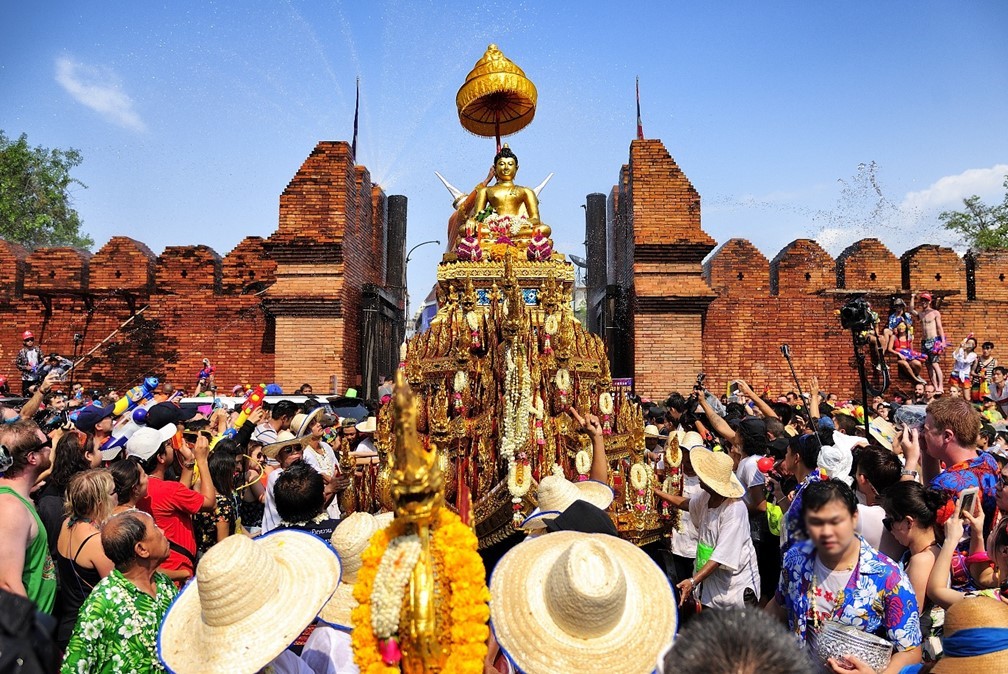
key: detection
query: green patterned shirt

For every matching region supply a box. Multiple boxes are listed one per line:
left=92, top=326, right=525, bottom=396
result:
left=60, top=569, right=177, bottom=674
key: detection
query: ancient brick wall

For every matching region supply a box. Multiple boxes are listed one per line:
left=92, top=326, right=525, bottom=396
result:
left=1, top=142, right=397, bottom=396
left=598, top=137, right=1008, bottom=402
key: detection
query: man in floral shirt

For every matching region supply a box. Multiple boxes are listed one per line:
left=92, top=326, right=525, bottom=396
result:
left=767, top=480, right=922, bottom=674
left=61, top=510, right=176, bottom=674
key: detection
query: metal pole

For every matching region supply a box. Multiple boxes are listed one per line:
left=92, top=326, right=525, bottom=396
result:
left=404, top=239, right=440, bottom=334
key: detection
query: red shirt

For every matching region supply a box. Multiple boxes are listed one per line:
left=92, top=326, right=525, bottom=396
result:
left=138, top=477, right=204, bottom=574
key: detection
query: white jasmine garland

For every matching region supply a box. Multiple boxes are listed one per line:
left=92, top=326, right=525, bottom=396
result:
left=630, top=463, right=651, bottom=491
left=453, top=370, right=467, bottom=393
left=500, top=345, right=533, bottom=499
left=554, top=368, right=570, bottom=392
left=370, top=534, right=422, bottom=639
left=599, top=392, right=614, bottom=415
left=465, top=311, right=479, bottom=331
left=575, top=449, right=592, bottom=475
left=544, top=314, right=559, bottom=335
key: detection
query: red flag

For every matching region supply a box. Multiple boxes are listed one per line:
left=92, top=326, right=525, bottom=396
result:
left=351, top=77, right=360, bottom=160
left=636, top=77, right=644, bottom=140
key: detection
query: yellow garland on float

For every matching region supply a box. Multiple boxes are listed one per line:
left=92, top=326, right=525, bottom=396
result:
left=351, top=509, right=490, bottom=674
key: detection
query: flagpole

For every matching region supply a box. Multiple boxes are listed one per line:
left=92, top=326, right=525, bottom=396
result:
left=636, top=76, right=644, bottom=140
left=352, top=77, right=360, bottom=160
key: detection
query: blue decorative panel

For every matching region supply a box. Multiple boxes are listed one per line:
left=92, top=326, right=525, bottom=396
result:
left=522, top=288, right=538, bottom=305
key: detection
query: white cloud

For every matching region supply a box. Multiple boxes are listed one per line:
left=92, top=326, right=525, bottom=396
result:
left=900, top=164, right=1008, bottom=215
left=55, top=56, right=146, bottom=132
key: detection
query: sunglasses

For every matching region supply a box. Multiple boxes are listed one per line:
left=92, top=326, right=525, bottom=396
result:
left=279, top=446, right=302, bottom=456
left=31, top=436, right=53, bottom=453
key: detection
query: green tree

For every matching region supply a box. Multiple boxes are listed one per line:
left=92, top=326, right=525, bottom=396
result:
left=0, top=130, right=93, bottom=250
left=938, top=176, right=1008, bottom=251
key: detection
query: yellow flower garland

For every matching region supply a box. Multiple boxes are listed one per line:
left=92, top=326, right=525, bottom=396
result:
left=351, top=509, right=490, bottom=674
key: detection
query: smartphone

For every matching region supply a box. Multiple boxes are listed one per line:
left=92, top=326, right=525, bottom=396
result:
left=726, top=381, right=742, bottom=401
left=956, top=487, right=979, bottom=518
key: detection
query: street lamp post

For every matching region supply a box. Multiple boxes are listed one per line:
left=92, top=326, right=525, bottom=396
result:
left=404, top=239, right=441, bottom=336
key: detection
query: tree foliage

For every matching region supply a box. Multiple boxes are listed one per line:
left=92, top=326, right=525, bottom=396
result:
left=939, top=176, right=1008, bottom=251
left=0, top=130, right=93, bottom=250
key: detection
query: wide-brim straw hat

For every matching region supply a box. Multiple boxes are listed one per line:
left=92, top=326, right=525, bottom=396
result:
left=319, top=511, right=394, bottom=628
left=355, top=416, right=377, bottom=434
left=290, top=407, right=325, bottom=438
left=521, top=474, right=614, bottom=530
left=689, top=447, right=745, bottom=499
left=679, top=430, right=705, bottom=450
left=869, top=417, right=896, bottom=451
left=262, top=430, right=303, bottom=459
left=158, top=529, right=341, bottom=674
left=490, top=531, right=677, bottom=674
left=931, top=596, right=1008, bottom=673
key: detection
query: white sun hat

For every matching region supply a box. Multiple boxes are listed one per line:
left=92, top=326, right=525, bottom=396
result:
left=319, top=511, right=394, bottom=628
left=158, top=529, right=340, bottom=674
left=520, top=473, right=614, bottom=530
left=490, top=530, right=677, bottom=674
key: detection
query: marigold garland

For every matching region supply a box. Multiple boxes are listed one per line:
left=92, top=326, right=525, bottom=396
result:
left=351, top=510, right=490, bottom=674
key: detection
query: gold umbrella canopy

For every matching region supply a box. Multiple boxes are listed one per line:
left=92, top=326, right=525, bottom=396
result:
left=456, top=44, right=537, bottom=141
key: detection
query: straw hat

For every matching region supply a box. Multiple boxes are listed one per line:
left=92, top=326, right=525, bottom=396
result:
left=319, top=511, right=394, bottom=628
left=490, top=531, right=677, bottom=674
left=679, top=430, right=705, bottom=450
left=262, top=430, right=303, bottom=460
left=689, top=447, right=745, bottom=499
left=355, top=416, right=377, bottom=434
left=290, top=407, right=325, bottom=438
left=931, top=597, right=1008, bottom=673
left=868, top=417, right=896, bottom=451
left=644, top=424, right=664, bottom=439
left=521, top=474, right=614, bottom=530
left=158, top=530, right=341, bottom=674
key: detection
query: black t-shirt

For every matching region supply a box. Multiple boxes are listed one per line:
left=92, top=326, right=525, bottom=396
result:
left=34, top=483, right=65, bottom=557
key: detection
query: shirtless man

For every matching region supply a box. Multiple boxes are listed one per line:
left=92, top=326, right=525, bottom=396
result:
left=915, top=292, right=946, bottom=393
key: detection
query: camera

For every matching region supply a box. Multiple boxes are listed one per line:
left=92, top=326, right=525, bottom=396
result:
left=73, top=333, right=83, bottom=345
left=839, top=297, right=877, bottom=333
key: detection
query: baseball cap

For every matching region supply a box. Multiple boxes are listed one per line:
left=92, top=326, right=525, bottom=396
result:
left=919, top=292, right=933, bottom=301
left=22, top=331, right=34, bottom=340
left=125, top=424, right=178, bottom=461
left=74, top=402, right=115, bottom=433
left=145, top=402, right=198, bottom=430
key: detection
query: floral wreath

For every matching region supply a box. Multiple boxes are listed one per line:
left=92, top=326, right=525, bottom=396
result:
left=598, top=392, right=614, bottom=415
left=351, top=509, right=490, bottom=674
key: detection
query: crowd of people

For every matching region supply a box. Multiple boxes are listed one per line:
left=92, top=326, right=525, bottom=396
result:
left=2, top=318, right=1008, bottom=674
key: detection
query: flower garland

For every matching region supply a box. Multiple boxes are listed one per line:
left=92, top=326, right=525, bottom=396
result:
left=598, top=392, right=614, bottom=436
left=554, top=368, right=571, bottom=408
left=543, top=314, right=559, bottom=355
left=370, top=534, right=422, bottom=654
left=627, top=462, right=654, bottom=514
left=575, top=449, right=592, bottom=480
left=453, top=371, right=468, bottom=415
left=501, top=345, right=533, bottom=523
left=531, top=395, right=546, bottom=449
left=351, top=510, right=490, bottom=674
left=465, top=311, right=480, bottom=350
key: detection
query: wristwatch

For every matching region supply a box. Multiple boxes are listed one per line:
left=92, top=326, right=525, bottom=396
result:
left=901, top=469, right=919, bottom=480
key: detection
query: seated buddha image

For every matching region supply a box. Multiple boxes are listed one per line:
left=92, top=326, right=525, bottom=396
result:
left=462, top=146, right=553, bottom=259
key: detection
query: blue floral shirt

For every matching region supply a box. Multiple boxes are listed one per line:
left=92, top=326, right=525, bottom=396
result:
left=780, top=469, right=827, bottom=553
left=776, top=535, right=922, bottom=652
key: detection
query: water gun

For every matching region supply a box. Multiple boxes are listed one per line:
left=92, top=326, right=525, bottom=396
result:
left=112, top=377, right=159, bottom=417
left=197, top=358, right=215, bottom=384
left=211, top=383, right=266, bottom=447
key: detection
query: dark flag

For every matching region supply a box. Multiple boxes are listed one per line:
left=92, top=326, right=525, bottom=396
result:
left=636, top=77, right=644, bottom=140
left=352, top=77, right=360, bottom=159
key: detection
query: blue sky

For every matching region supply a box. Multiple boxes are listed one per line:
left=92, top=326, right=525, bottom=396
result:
left=2, top=2, right=1006, bottom=304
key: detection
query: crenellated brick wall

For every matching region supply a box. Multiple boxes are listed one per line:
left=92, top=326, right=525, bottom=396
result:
left=595, top=137, right=1008, bottom=401
left=1, top=142, right=401, bottom=396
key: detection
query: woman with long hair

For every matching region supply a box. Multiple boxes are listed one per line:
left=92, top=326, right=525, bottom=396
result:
left=192, top=446, right=239, bottom=555
left=36, top=429, right=100, bottom=554
left=54, top=468, right=116, bottom=650
left=109, top=457, right=148, bottom=514
left=882, top=480, right=945, bottom=660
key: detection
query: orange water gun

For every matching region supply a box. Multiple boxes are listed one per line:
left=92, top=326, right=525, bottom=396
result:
left=210, top=383, right=266, bottom=448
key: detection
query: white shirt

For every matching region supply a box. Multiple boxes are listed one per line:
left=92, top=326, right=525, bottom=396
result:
left=856, top=503, right=906, bottom=562
left=303, top=441, right=341, bottom=520
left=301, top=625, right=359, bottom=674
left=670, top=475, right=702, bottom=559
left=951, top=349, right=977, bottom=380
left=689, top=491, right=761, bottom=609
left=261, top=468, right=283, bottom=534
left=735, top=455, right=766, bottom=509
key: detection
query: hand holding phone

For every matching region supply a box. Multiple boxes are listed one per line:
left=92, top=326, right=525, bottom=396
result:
left=956, top=487, right=979, bottom=519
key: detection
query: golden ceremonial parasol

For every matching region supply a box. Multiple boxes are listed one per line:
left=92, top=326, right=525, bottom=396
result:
left=456, top=44, right=537, bottom=151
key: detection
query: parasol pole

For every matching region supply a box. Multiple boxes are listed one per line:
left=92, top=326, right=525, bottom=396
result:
left=495, top=110, right=502, bottom=154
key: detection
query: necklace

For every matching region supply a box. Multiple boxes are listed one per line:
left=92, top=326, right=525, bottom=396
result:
left=305, top=444, right=335, bottom=478
left=806, top=553, right=856, bottom=633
